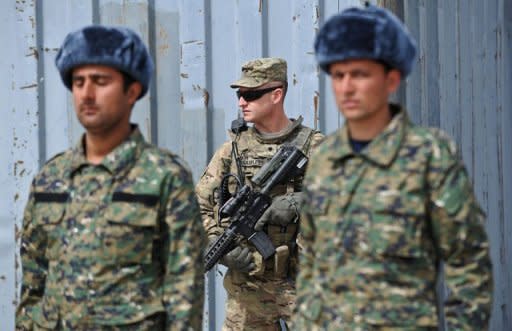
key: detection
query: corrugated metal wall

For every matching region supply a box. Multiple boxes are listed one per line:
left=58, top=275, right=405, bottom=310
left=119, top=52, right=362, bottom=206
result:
left=395, top=1, right=512, bottom=330
left=0, top=0, right=509, bottom=330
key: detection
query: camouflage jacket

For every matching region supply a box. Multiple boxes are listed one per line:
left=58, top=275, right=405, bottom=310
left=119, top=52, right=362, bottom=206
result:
left=196, top=116, right=323, bottom=278
left=16, top=126, right=205, bottom=331
left=295, top=105, right=493, bottom=330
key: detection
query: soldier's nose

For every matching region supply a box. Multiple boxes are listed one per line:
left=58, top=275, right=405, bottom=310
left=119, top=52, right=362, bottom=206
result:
left=238, top=97, right=247, bottom=107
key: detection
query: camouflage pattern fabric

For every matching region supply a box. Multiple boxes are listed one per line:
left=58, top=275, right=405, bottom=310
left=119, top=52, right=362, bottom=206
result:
left=294, top=104, right=493, bottom=331
left=196, top=116, right=323, bottom=330
left=222, top=276, right=295, bottom=331
left=230, top=57, right=287, bottom=88
left=16, top=126, right=205, bottom=331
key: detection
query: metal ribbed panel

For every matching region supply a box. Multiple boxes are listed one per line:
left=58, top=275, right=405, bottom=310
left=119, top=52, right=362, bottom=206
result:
left=398, top=1, right=511, bottom=330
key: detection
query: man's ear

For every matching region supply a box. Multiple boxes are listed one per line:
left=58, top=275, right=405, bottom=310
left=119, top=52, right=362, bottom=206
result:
left=272, top=87, right=284, bottom=104
left=127, top=82, right=142, bottom=105
left=386, top=69, right=401, bottom=94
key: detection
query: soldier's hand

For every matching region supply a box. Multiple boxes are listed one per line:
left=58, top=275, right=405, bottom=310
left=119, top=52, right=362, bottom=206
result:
left=254, top=192, right=303, bottom=231
left=220, top=246, right=255, bottom=273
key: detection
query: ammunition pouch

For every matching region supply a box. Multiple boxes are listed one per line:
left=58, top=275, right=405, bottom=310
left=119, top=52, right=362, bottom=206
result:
left=252, top=224, right=299, bottom=279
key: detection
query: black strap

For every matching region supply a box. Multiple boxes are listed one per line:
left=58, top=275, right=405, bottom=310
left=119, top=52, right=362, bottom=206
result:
left=112, top=192, right=159, bottom=207
left=232, top=138, right=245, bottom=181
left=34, top=192, right=69, bottom=203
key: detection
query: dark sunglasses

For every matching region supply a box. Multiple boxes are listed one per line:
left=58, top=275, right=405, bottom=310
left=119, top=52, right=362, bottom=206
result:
left=236, top=86, right=283, bottom=102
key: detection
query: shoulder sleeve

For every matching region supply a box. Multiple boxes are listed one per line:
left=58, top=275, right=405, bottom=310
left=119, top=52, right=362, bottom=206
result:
left=295, top=137, right=328, bottom=324
left=16, top=179, right=47, bottom=330
left=45, top=151, right=66, bottom=164
left=161, top=157, right=206, bottom=330
left=195, top=141, right=233, bottom=239
left=427, top=129, right=493, bottom=329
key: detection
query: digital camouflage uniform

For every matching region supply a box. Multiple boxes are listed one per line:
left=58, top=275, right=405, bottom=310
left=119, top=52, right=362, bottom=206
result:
left=16, top=126, right=205, bottom=331
left=295, top=105, right=493, bottom=330
left=196, top=117, right=323, bottom=330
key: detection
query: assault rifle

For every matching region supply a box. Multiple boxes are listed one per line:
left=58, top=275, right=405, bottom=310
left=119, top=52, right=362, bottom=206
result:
left=204, top=145, right=308, bottom=271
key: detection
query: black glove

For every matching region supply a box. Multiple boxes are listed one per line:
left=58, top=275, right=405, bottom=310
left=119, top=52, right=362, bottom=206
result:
left=254, top=192, right=303, bottom=231
left=220, top=246, right=255, bottom=273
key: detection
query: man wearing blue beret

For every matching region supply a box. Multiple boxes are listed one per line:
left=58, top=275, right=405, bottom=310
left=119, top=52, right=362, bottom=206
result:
left=294, top=5, right=493, bottom=330
left=16, top=25, right=205, bottom=330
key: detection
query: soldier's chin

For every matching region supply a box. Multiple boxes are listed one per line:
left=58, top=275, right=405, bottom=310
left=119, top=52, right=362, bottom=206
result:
left=79, top=120, right=107, bottom=134
left=242, top=114, right=254, bottom=123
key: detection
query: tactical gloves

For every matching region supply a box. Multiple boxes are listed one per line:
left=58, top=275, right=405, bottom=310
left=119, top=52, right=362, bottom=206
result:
left=254, top=192, right=303, bottom=231
left=213, top=192, right=303, bottom=273
left=220, top=246, right=255, bottom=273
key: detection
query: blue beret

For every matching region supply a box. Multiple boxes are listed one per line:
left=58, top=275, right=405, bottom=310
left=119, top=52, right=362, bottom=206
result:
left=314, top=5, right=417, bottom=77
left=55, top=25, right=154, bottom=99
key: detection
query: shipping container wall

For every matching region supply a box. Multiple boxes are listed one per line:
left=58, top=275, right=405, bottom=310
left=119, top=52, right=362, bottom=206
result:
left=398, top=1, right=511, bottom=330
left=0, top=0, right=510, bottom=330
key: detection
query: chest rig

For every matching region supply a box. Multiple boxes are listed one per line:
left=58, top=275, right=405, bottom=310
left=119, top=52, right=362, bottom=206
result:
left=223, top=119, right=315, bottom=278
left=235, top=123, right=313, bottom=190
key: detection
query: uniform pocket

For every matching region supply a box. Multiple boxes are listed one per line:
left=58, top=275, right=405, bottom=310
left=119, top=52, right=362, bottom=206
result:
left=31, top=295, right=59, bottom=329
left=369, top=190, right=426, bottom=258
left=298, top=294, right=347, bottom=330
left=306, top=195, right=343, bottom=272
left=103, top=199, right=159, bottom=264
left=33, top=201, right=66, bottom=260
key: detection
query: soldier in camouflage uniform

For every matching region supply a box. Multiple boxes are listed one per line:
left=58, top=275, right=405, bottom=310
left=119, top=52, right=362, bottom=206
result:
left=294, top=5, right=493, bottom=331
left=196, top=57, right=323, bottom=330
left=16, top=25, right=205, bottom=330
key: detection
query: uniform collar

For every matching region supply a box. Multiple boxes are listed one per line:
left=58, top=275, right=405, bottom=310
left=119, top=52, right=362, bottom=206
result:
left=251, top=115, right=304, bottom=144
left=331, top=104, right=408, bottom=166
left=70, top=125, right=146, bottom=176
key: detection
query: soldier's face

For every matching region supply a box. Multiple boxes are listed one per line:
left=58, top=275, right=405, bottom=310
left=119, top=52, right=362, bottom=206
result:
left=237, top=85, right=282, bottom=124
left=329, top=59, right=400, bottom=125
left=71, top=65, right=140, bottom=135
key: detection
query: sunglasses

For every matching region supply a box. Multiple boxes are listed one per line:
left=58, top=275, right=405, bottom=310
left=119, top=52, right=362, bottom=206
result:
left=236, top=86, right=283, bottom=102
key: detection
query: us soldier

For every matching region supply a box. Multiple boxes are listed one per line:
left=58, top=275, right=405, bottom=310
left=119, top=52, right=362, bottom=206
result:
left=294, top=5, right=493, bottom=331
left=196, top=57, right=323, bottom=330
left=16, top=25, right=205, bottom=330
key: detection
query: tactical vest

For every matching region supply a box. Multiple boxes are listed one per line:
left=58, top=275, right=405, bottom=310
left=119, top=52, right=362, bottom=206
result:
left=225, top=121, right=315, bottom=279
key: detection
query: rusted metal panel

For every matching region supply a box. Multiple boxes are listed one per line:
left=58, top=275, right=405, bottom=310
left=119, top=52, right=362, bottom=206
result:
left=0, top=2, right=39, bottom=331
left=176, top=0, right=208, bottom=180
left=39, top=0, right=94, bottom=160
left=99, top=0, right=153, bottom=141
left=152, top=0, right=181, bottom=153
left=317, top=0, right=363, bottom=134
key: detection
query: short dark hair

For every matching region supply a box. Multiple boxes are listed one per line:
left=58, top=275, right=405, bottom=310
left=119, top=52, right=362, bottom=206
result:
left=121, top=71, right=137, bottom=92
left=376, top=60, right=393, bottom=73
left=281, top=81, right=288, bottom=99
left=324, top=60, right=394, bottom=76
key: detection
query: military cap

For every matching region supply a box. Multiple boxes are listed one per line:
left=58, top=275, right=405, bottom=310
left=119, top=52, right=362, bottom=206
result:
left=314, top=4, right=417, bottom=77
left=55, top=25, right=154, bottom=99
left=230, top=57, right=287, bottom=88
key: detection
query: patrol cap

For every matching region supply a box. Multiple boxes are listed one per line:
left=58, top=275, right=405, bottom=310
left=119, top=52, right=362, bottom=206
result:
left=314, top=5, right=417, bottom=77
left=55, top=25, right=154, bottom=99
left=230, top=57, right=287, bottom=88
